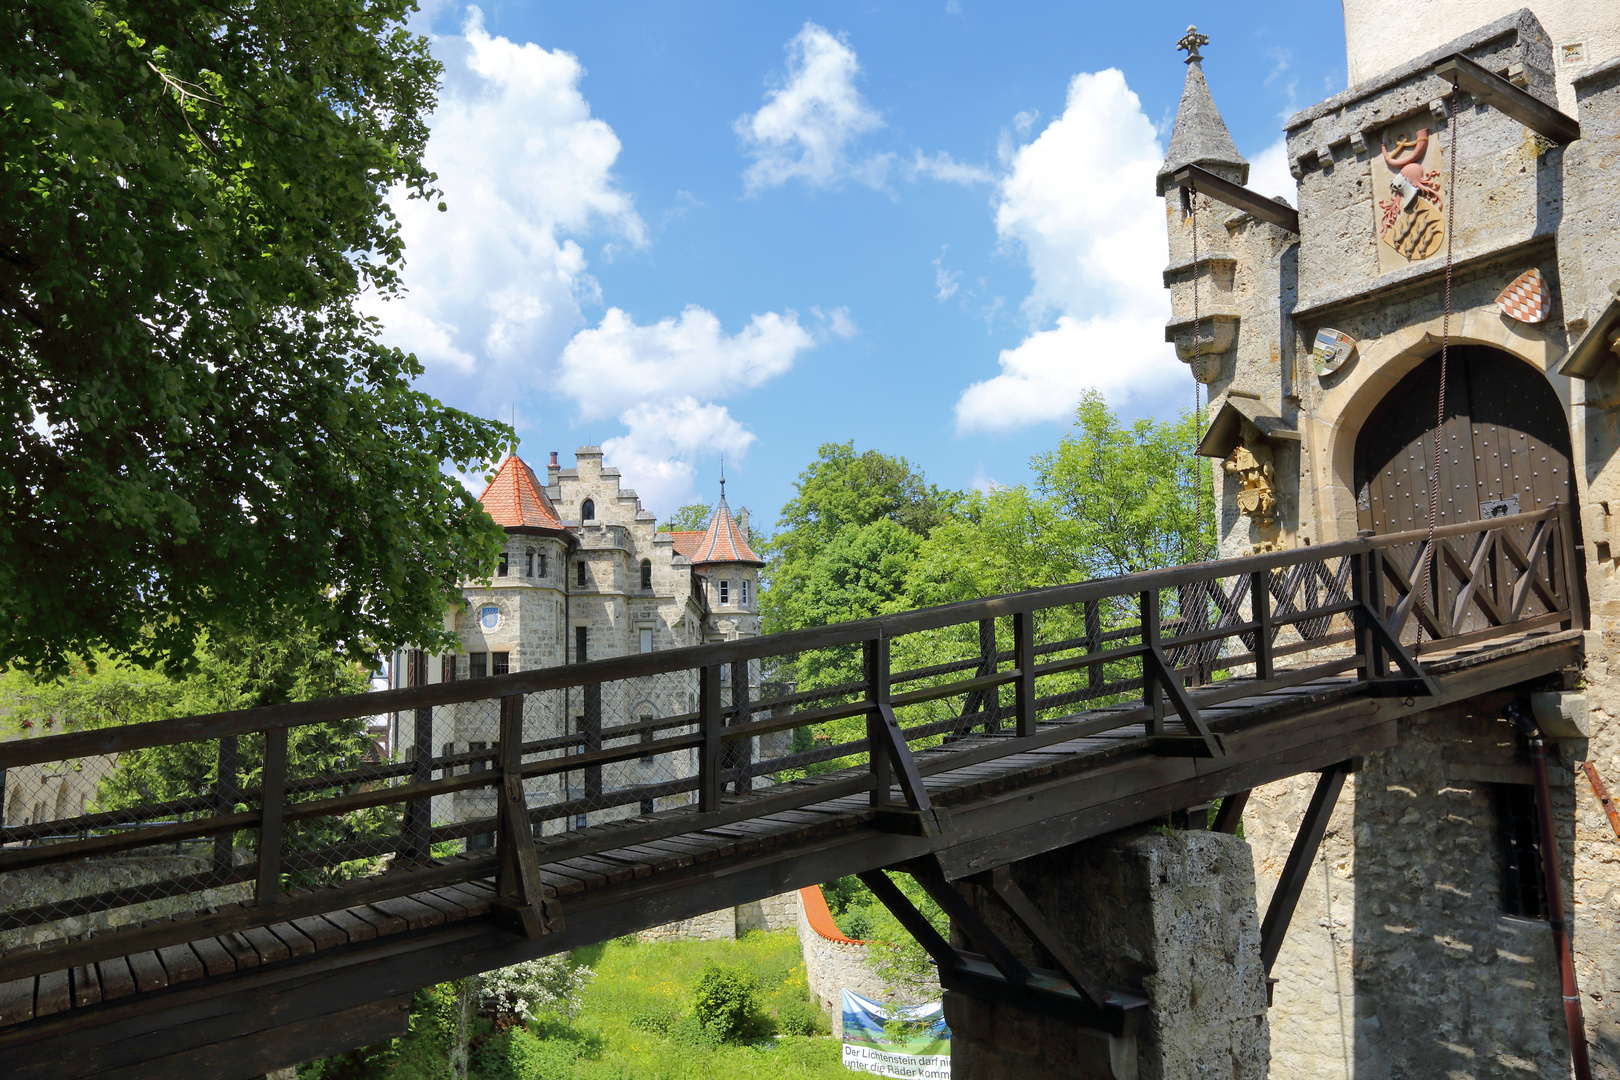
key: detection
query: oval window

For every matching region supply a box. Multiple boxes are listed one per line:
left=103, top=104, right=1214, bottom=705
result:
left=480, top=605, right=501, bottom=631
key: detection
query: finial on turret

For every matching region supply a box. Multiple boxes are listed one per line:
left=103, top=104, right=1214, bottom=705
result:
left=719, top=454, right=726, bottom=499
left=1177, top=26, right=1208, bottom=64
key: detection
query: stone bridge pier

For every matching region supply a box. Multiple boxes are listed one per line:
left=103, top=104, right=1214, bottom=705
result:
left=943, top=828, right=1270, bottom=1080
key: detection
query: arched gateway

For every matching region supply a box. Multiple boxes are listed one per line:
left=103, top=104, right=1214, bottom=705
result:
left=1353, top=345, right=1574, bottom=535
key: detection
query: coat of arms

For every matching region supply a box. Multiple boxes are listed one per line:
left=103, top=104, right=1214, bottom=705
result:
left=1496, top=268, right=1552, bottom=323
left=1312, top=328, right=1356, bottom=378
left=1374, top=125, right=1445, bottom=270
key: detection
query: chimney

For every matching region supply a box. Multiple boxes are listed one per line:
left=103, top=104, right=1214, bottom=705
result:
left=737, top=507, right=750, bottom=541
left=548, top=450, right=560, bottom=484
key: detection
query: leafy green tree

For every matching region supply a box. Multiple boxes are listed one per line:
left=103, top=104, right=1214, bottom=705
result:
left=1, top=620, right=382, bottom=884
left=1033, top=392, right=1214, bottom=578
left=663, top=503, right=715, bottom=532
left=2, top=0, right=509, bottom=676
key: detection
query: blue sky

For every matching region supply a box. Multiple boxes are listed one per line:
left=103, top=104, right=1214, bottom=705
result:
left=383, top=1, right=1348, bottom=528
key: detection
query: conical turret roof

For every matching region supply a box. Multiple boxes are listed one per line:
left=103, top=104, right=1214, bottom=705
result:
left=690, top=490, right=764, bottom=567
left=477, top=454, right=567, bottom=533
left=1156, top=57, right=1248, bottom=195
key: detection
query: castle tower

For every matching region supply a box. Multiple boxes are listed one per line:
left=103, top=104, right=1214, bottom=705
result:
left=688, top=481, right=764, bottom=643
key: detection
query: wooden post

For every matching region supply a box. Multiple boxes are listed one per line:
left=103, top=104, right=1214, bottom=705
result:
left=1250, top=570, right=1273, bottom=681
left=974, top=617, right=999, bottom=734
left=1012, top=609, right=1036, bottom=738
left=255, top=727, right=289, bottom=906
left=213, top=735, right=238, bottom=873
left=731, top=659, right=752, bottom=794
left=866, top=636, right=894, bottom=807
left=494, top=693, right=553, bottom=938
left=1084, top=600, right=1103, bottom=693
left=1557, top=500, right=1586, bottom=631
left=1351, top=551, right=1376, bottom=685
left=1141, top=590, right=1164, bottom=736
left=403, top=706, right=433, bottom=862
left=1366, top=548, right=1387, bottom=679
left=583, top=683, right=603, bottom=811
left=698, top=666, right=722, bottom=812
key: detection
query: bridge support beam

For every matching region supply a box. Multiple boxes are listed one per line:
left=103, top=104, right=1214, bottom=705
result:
left=942, top=828, right=1269, bottom=1080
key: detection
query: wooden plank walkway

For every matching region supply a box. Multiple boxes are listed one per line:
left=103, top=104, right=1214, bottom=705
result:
left=0, top=627, right=1574, bottom=1041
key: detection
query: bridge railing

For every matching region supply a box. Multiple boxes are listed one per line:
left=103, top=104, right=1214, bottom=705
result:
left=0, top=505, right=1578, bottom=982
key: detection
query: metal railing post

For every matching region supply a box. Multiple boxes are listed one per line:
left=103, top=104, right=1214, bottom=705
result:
left=255, top=727, right=288, bottom=906
left=866, top=636, right=894, bottom=806
left=1141, top=590, right=1165, bottom=735
left=699, top=665, right=722, bottom=811
left=1013, top=609, right=1036, bottom=738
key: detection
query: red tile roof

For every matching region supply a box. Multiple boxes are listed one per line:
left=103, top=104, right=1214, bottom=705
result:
left=689, top=497, right=764, bottom=567
left=669, top=530, right=706, bottom=558
left=477, top=455, right=566, bottom=532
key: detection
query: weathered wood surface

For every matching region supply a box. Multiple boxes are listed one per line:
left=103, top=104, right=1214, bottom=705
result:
left=0, top=629, right=1577, bottom=1080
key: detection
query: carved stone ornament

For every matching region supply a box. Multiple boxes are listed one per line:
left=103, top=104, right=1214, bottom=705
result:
left=1224, top=439, right=1277, bottom=525
left=1374, top=123, right=1446, bottom=271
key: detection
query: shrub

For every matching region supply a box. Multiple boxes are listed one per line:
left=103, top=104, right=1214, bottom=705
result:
left=478, top=956, right=596, bottom=1025
left=774, top=994, right=828, bottom=1036
left=690, top=961, right=760, bottom=1041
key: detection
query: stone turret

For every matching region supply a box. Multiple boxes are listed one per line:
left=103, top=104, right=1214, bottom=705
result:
left=1160, top=27, right=1251, bottom=386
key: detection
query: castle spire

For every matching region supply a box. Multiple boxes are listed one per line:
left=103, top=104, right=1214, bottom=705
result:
left=1156, top=27, right=1249, bottom=195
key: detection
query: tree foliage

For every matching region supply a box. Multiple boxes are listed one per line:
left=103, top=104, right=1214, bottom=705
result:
left=663, top=503, right=715, bottom=533
left=1, top=0, right=510, bottom=675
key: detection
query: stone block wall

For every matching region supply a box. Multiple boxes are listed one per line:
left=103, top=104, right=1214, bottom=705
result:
left=1250, top=703, right=1618, bottom=1077
left=637, top=890, right=800, bottom=944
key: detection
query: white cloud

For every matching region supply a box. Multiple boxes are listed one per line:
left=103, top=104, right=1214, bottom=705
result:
left=954, top=70, right=1180, bottom=433
left=811, top=305, right=858, bottom=339
left=933, top=249, right=961, bottom=301
left=368, top=8, right=644, bottom=390
left=735, top=23, right=888, bottom=191
left=1246, top=138, right=1296, bottom=206
left=907, top=150, right=994, bottom=186
left=558, top=306, right=815, bottom=422
left=601, top=398, right=759, bottom=514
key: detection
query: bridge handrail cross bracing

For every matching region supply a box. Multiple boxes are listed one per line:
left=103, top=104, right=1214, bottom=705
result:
left=0, top=505, right=1582, bottom=1054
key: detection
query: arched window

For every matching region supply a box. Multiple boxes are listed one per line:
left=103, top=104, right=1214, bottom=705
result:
left=581, top=499, right=595, bottom=521
left=525, top=548, right=534, bottom=576
left=640, top=558, right=652, bottom=590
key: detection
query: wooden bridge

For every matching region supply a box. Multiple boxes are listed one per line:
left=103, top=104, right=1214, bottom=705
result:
left=0, top=507, right=1584, bottom=1078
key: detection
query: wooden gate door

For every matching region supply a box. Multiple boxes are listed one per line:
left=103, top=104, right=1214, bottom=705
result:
left=1353, top=346, right=1573, bottom=638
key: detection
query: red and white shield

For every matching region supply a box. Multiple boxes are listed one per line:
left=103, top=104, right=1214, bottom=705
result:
left=1496, top=268, right=1551, bottom=324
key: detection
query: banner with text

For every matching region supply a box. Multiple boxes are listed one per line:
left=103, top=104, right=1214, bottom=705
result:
left=840, top=989, right=950, bottom=1079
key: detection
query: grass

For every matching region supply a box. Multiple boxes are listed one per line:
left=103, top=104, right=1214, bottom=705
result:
left=300, top=931, right=852, bottom=1080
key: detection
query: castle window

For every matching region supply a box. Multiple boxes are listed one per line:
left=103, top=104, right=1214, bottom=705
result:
left=525, top=548, right=534, bottom=576
left=582, top=499, right=595, bottom=521
left=441, top=655, right=458, bottom=683
left=641, top=559, right=652, bottom=589
left=492, top=652, right=510, bottom=677
left=575, top=626, right=588, bottom=663
left=577, top=561, right=588, bottom=587
left=469, top=652, right=488, bottom=679
left=640, top=628, right=653, bottom=654
left=1495, top=784, right=1548, bottom=919
left=538, top=553, right=547, bottom=577
left=719, top=580, right=730, bottom=606
left=497, top=551, right=508, bottom=577
left=739, top=579, right=749, bottom=607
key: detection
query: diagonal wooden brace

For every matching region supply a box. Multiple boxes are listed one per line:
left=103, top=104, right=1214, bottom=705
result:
left=903, top=861, right=1030, bottom=988
left=856, top=869, right=961, bottom=973
left=493, top=695, right=563, bottom=937
left=1356, top=602, right=1439, bottom=698
left=986, top=865, right=1108, bottom=1011
left=871, top=702, right=945, bottom=836
left=1260, top=760, right=1351, bottom=973
left=1145, top=644, right=1225, bottom=757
